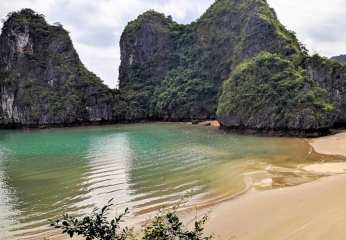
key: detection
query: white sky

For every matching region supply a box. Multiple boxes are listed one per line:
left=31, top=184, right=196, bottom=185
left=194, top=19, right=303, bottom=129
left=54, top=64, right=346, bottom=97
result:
left=0, top=0, right=345, bottom=88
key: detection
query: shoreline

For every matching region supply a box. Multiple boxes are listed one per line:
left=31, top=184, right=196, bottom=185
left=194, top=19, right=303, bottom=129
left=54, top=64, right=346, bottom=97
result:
left=49, top=129, right=346, bottom=240
left=309, top=131, right=346, bottom=157
left=200, top=173, right=346, bottom=239
left=2, top=119, right=343, bottom=139
left=193, top=132, right=346, bottom=239
left=0, top=119, right=221, bottom=130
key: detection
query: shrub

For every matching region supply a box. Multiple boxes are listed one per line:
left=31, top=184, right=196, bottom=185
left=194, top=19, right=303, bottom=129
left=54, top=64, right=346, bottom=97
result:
left=49, top=198, right=213, bottom=240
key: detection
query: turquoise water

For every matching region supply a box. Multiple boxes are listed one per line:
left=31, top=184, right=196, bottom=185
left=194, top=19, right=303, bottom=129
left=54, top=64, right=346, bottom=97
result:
left=0, top=123, right=330, bottom=239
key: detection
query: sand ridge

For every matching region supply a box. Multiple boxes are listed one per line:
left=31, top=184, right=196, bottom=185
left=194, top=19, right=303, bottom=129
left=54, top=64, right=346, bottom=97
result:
left=197, top=132, right=346, bottom=239
left=309, top=131, right=346, bottom=156
left=201, top=173, right=346, bottom=239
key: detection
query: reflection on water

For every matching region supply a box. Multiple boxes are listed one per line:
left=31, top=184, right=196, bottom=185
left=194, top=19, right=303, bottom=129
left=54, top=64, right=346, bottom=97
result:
left=81, top=132, right=133, bottom=213
left=0, top=145, right=20, bottom=240
left=0, top=124, right=344, bottom=239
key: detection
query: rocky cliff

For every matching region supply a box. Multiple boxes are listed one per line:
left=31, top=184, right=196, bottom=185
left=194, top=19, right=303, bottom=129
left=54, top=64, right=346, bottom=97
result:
left=217, top=53, right=337, bottom=137
left=118, top=0, right=300, bottom=121
left=0, top=9, right=118, bottom=128
left=217, top=52, right=346, bottom=136
left=118, top=0, right=342, bottom=136
left=306, top=55, right=346, bottom=124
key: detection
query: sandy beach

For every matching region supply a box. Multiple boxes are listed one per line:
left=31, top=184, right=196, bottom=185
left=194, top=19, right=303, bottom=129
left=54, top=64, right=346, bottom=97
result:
left=197, top=132, right=346, bottom=240
left=201, top=174, right=346, bottom=240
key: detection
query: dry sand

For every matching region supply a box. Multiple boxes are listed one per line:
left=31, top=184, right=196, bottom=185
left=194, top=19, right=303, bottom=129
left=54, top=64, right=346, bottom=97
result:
left=309, top=131, right=346, bottom=156
left=196, top=132, right=346, bottom=240
left=201, top=174, right=346, bottom=240
left=178, top=120, right=221, bottom=127
left=196, top=120, right=220, bottom=127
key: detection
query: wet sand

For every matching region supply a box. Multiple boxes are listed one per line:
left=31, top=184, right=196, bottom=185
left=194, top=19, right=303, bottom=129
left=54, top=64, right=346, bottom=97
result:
left=197, top=132, right=346, bottom=239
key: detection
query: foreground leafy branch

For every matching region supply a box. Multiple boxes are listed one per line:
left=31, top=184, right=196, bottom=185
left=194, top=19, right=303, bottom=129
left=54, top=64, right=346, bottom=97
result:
left=142, top=206, right=212, bottom=240
left=49, top=198, right=213, bottom=240
left=49, top=198, right=134, bottom=240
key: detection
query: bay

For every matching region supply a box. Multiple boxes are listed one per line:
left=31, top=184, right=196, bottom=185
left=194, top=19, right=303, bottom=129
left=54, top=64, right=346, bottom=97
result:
left=0, top=123, right=331, bottom=239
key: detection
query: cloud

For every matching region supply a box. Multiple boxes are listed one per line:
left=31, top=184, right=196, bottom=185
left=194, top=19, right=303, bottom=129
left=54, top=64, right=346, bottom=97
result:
left=74, top=42, right=120, bottom=88
left=267, top=0, right=346, bottom=57
left=74, top=28, right=116, bottom=47
left=148, top=0, right=212, bottom=22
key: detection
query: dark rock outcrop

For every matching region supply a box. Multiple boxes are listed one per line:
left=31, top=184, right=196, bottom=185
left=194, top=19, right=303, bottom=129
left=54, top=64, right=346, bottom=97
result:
left=0, top=9, right=118, bottom=128
left=218, top=110, right=336, bottom=137
left=306, top=55, right=346, bottom=125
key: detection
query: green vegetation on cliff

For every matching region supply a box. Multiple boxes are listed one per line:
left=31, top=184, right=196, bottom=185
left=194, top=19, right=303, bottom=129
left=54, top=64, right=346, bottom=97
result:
left=118, top=0, right=302, bottom=121
left=217, top=53, right=334, bottom=122
left=119, top=10, right=216, bottom=120
left=116, top=0, right=340, bottom=133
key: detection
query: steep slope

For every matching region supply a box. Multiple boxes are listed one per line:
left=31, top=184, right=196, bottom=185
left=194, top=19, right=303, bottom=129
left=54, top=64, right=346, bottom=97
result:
left=0, top=9, right=118, bottom=128
left=217, top=49, right=346, bottom=136
left=217, top=53, right=335, bottom=137
left=306, top=55, right=346, bottom=126
left=118, top=0, right=300, bottom=121
left=118, top=11, right=177, bottom=119
left=119, top=0, right=345, bottom=136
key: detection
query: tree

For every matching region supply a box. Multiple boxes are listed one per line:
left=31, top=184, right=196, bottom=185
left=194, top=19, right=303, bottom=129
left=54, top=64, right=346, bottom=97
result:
left=49, top=198, right=213, bottom=240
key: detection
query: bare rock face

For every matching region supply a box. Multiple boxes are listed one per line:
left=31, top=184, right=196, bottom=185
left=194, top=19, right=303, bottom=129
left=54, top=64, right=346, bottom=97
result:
left=306, top=55, right=346, bottom=123
left=218, top=109, right=337, bottom=137
left=0, top=9, right=117, bottom=128
left=9, top=24, right=33, bottom=54
left=120, top=14, right=173, bottom=78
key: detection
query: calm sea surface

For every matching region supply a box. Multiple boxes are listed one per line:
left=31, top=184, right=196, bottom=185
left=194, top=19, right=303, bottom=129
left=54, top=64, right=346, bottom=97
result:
left=0, top=123, right=333, bottom=239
